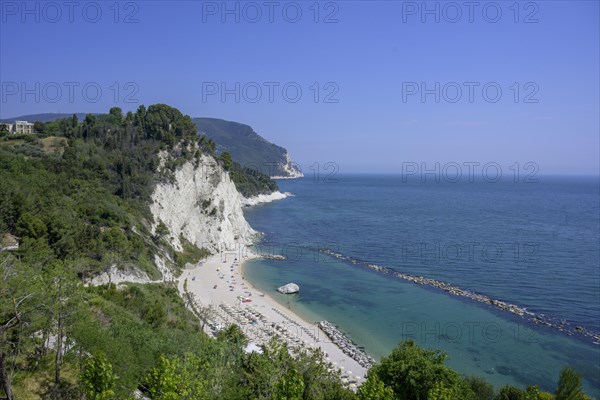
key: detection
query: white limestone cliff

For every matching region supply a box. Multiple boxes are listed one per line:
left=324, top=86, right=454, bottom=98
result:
left=272, top=152, right=304, bottom=179
left=150, top=153, right=256, bottom=253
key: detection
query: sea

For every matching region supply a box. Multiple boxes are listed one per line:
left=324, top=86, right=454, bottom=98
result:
left=242, top=175, right=600, bottom=396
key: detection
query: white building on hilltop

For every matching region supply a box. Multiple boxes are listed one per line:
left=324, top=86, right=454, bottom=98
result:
left=3, top=120, right=35, bottom=134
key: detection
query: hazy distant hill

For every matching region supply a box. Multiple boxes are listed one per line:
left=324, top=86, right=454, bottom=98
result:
left=0, top=113, right=91, bottom=123
left=193, top=117, right=303, bottom=178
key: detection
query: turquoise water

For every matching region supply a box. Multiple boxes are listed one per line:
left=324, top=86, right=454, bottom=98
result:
left=242, top=175, right=600, bottom=395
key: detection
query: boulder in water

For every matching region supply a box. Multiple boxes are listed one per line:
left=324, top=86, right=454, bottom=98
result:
left=277, top=283, right=299, bottom=294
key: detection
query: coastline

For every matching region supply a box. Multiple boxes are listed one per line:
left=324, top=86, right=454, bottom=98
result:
left=177, top=250, right=369, bottom=386
left=242, top=191, right=293, bottom=207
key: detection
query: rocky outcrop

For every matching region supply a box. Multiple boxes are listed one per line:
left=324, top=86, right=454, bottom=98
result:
left=0, top=233, right=19, bottom=252
left=277, top=283, right=299, bottom=294
left=271, top=152, right=304, bottom=179
left=154, top=254, right=174, bottom=281
left=89, top=265, right=153, bottom=286
left=150, top=153, right=256, bottom=252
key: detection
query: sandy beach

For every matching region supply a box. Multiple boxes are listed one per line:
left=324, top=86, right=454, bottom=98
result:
left=178, top=250, right=368, bottom=388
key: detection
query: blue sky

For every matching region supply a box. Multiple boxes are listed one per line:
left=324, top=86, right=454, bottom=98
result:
left=1, top=1, right=598, bottom=174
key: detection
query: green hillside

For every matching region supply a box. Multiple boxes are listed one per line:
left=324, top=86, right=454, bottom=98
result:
left=194, top=117, right=302, bottom=178
left=0, top=105, right=348, bottom=399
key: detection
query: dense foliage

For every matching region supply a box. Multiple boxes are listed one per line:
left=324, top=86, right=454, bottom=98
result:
left=362, top=341, right=591, bottom=400
left=229, top=161, right=279, bottom=197
left=0, top=105, right=205, bottom=279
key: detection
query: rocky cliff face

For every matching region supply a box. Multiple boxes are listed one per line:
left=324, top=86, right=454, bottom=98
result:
left=150, top=153, right=256, bottom=252
left=271, top=152, right=304, bottom=179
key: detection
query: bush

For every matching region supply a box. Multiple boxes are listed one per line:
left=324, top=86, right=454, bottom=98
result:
left=370, top=340, right=475, bottom=400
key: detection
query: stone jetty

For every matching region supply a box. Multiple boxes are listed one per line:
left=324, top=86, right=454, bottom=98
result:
left=321, top=249, right=600, bottom=345
left=318, top=321, right=375, bottom=369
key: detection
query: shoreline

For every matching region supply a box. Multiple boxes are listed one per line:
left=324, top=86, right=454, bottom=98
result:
left=177, top=250, right=369, bottom=387
left=238, top=258, right=318, bottom=326
left=240, top=259, right=375, bottom=369
left=242, top=191, right=293, bottom=207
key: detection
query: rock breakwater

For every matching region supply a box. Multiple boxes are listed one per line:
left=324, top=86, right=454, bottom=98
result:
left=318, top=321, right=375, bottom=368
left=321, top=249, right=600, bottom=345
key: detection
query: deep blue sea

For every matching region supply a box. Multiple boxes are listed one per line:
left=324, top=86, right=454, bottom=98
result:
left=242, top=175, right=600, bottom=395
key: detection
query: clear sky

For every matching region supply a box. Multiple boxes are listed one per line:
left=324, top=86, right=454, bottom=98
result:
left=1, top=1, right=598, bottom=174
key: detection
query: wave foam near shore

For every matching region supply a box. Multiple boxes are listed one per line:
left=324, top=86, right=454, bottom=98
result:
left=242, top=191, right=293, bottom=207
